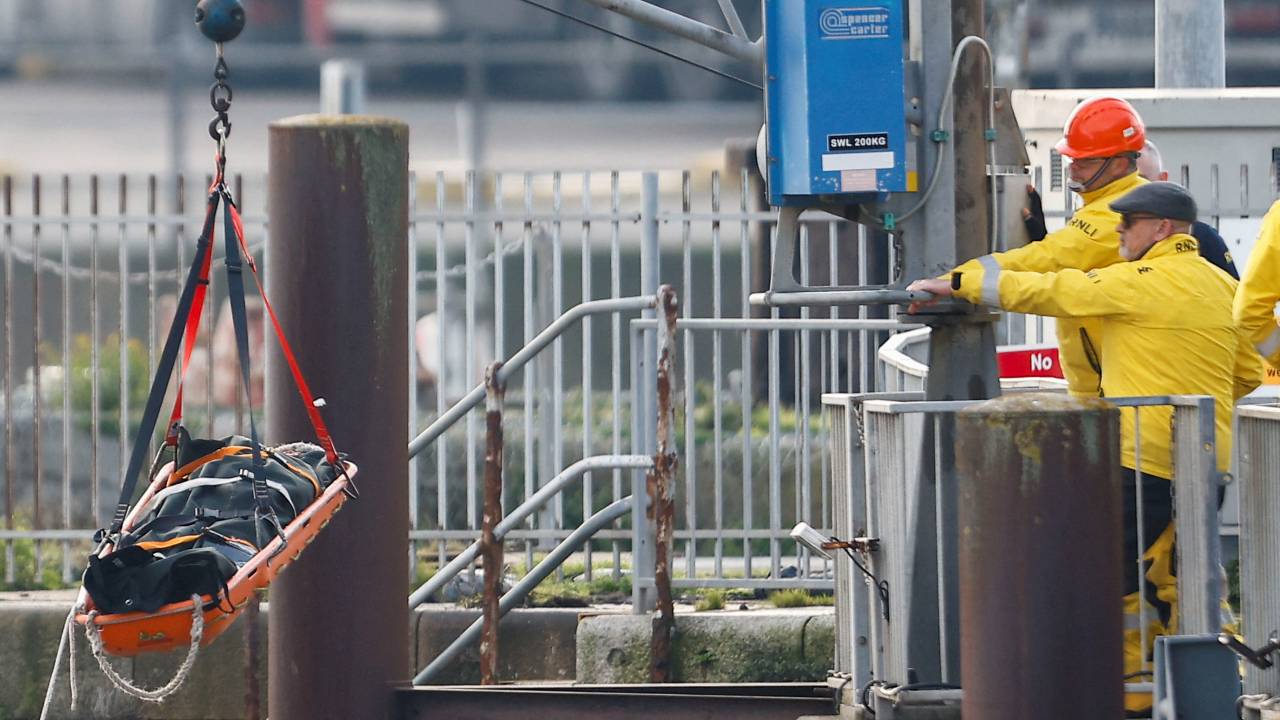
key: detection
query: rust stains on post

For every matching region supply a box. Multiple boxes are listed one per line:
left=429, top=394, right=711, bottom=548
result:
left=267, top=115, right=408, bottom=720
left=956, top=393, right=1123, bottom=719
left=649, top=285, right=679, bottom=683
left=480, top=361, right=506, bottom=686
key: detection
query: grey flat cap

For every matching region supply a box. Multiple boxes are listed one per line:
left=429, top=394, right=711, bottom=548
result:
left=1109, top=181, right=1197, bottom=223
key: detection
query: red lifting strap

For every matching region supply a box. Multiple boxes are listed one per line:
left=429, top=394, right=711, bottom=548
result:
left=225, top=199, right=339, bottom=464
left=165, top=191, right=218, bottom=445
left=164, top=178, right=221, bottom=445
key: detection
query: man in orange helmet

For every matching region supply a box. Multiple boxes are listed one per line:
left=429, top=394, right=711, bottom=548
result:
left=913, top=95, right=1148, bottom=397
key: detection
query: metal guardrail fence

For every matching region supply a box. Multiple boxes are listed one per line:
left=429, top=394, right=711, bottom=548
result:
left=2, top=161, right=1272, bottom=601
left=823, top=392, right=1223, bottom=690
left=408, top=169, right=908, bottom=591
left=0, top=173, right=265, bottom=584
left=0, top=168, right=910, bottom=591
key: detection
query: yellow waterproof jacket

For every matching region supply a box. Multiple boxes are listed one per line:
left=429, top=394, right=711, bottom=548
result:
left=1234, top=200, right=1280, bottom=366
left=954, top=233, right=1263, bottom=478
left=950, top=172, right=1146, bottom=396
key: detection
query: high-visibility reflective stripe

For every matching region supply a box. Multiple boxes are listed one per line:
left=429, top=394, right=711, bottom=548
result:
left=1256, top=324, right=1280, bottom=359
left=1123, top=611, right=1161, bottom=632
left=978, top=255, right=1002, bottom=307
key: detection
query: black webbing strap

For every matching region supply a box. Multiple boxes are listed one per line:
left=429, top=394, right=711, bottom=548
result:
left=121, top=507, right=252, bottom=544
left=220, top=189, right=278, bottom=545
left=105, top=192, right=222, bottom=538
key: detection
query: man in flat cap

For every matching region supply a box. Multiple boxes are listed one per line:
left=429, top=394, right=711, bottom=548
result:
left=908, top=181, right=1262, bottom=709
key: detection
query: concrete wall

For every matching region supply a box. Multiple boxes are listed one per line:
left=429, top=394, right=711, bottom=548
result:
left=5, top=597, right=836, bottom=719
left=4, top=598, right=588, bottom=720
left=576, top=608, right=835, bottom=684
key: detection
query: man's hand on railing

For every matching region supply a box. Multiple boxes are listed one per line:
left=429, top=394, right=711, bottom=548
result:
left=905, top=278, right=953, bottom=314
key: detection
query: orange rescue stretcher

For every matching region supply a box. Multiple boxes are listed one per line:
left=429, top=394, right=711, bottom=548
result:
left=73, top=176, right=357, bottom=657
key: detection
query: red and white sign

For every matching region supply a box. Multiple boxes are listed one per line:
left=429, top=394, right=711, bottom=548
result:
left=996, top=343, right=1063, bottom=379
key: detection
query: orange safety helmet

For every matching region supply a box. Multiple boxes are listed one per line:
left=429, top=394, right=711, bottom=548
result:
left=1054, top=96, right=1146, bottom=159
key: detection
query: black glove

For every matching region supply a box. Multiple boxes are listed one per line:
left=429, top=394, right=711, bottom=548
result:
left=1023, top=184, right=1047, bottom=241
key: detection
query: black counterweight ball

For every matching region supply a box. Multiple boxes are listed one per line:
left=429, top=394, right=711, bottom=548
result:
left=195, top=0, right=246, bottom=43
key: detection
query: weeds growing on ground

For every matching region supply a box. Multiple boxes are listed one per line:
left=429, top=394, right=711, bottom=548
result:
left=694, top=589, right=726, bottom=611
left=768, top=589, right=834, bottom=608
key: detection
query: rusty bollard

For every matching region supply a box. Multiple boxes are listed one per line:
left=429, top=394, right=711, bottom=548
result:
left=956, top=393, right=1123, bottom=719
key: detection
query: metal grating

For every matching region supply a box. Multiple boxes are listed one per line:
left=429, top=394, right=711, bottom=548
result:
left=1238, top=406, right=1280, bottom=697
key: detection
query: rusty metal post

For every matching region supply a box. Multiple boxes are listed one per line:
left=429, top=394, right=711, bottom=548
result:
left=244, top=592, right=261, bottom=719
left=267, top=115, right=409, bottom=720
left=912, top=0, right=1000, bottom=685
left=479, top=361, right=505, bottom=685
left=649, top=285, right=678, bottom=683
left=924, top=0, right=999, bottom=405
left=955, top=394, right=1123, bottom=719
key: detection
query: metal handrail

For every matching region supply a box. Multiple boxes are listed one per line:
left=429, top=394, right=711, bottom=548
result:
left=406, top=294, right=658, bottom=459
left=629, top=318, right=924, bottom=331
left=413, top=496, right=637, bottom=684
left=407, top=454, right=653, bottom=608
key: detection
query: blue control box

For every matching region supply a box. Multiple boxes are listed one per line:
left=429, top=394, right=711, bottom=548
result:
left=764, top=0, right=909, bottom=206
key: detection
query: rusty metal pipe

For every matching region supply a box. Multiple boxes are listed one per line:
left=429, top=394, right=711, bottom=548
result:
left=956, top=393, right=1123, bottom=719
left=648, top=285, right=678, bottom=683
left=479, top=362, right=504, bottom=685
left=266, top=115, right=409, bottom=720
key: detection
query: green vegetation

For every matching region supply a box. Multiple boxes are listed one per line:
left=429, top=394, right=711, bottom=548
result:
left=524, top=384, right=823, bottom=450
left=413, top=387, right=826, bottom=547
left=527, top=574, right=632, bottom=607
left=520, top=559, right=632, bottom=606
left=694, top=589, right=726, bottom=611
left=768, top=589, right=834, bottom=608
left=45, top=333, right=150, bottom=434
left=0, top=518, right=84, bottom=591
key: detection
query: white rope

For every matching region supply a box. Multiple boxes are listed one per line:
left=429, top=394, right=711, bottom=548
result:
left=37, top=606, right=78, bottom=720
left=68, top=607, right=79, bottom=711
left=82, top=594, right=206, bottom=703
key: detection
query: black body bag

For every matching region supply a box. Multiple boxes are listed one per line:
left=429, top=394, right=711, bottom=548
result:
left=84, top=429, right=342, bottom=614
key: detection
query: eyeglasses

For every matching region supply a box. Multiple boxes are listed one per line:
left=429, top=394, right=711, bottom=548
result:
left=1119, top=213, right=1164, bottom=229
